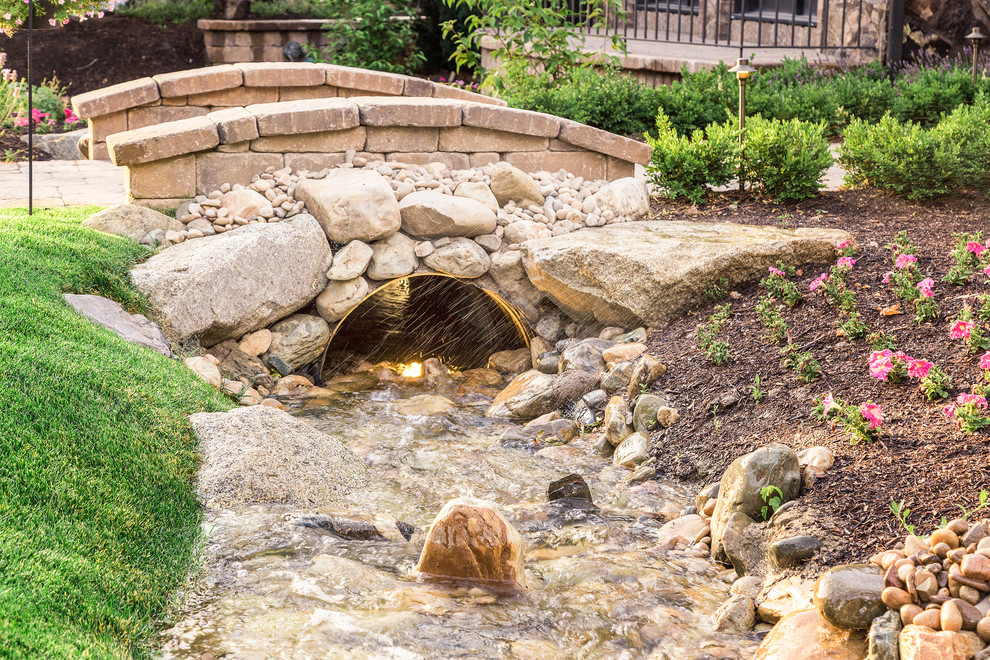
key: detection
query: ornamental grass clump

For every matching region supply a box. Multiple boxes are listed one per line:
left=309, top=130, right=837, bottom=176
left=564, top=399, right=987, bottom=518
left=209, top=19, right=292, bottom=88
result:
left=814, top=393, right=884, bottom=444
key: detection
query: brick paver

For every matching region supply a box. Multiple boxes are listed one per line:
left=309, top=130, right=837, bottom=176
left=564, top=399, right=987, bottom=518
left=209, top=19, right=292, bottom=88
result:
left=0, top=160, right=127, bottom=208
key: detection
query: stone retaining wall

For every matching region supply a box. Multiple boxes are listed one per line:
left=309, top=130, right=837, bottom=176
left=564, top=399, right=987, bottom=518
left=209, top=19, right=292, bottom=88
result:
left=71, top=63, right=503, bottom=161
left=198, top=19, right=331, bottom=64
left=104, top=97, right=653, bottom=208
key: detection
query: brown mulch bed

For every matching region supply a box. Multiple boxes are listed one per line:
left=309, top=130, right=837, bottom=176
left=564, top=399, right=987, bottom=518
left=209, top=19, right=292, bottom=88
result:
left=0, top=15, right=207, bottom=96
left=0, top=132, right=52, bottom=161
left=643, top=188, right=990, bottom=568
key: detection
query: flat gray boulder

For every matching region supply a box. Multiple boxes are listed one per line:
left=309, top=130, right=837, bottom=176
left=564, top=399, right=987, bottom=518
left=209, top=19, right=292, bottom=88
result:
left=295, top=169, right=401, bottom=243
left=129, top=214, right=331, bottom=345
left=82, top=204, right=183, bottom=242
left=521, top=221, right=855, bottom=327
left=191, top=405, right=370, bottom=509
left=399, top=191, right=497, bottom=239
left=63, top=293, right=172, bottom=357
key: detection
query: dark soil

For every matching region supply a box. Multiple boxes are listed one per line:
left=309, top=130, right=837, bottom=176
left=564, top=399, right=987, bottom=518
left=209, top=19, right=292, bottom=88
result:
left=0, top=132, right=52, bottom=161
left=642, top=188, right=990, bottom=570
left=0, top=15, right=207, bottom=95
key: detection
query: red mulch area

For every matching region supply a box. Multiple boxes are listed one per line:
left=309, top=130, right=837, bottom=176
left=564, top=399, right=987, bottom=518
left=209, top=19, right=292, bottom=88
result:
left=643, top=188, right=990, bottom=567
left=0, top=15, right=207, bottom=95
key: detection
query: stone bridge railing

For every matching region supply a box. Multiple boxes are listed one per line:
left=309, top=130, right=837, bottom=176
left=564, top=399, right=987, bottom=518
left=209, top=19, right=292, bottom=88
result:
left=71, top=63, right=503, bottom=160
left=104, top=96, right=653, bottom=208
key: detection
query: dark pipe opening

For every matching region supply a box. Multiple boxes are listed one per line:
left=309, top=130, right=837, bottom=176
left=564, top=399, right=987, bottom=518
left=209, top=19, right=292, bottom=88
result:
left=322, top=274, right=530, bottom=375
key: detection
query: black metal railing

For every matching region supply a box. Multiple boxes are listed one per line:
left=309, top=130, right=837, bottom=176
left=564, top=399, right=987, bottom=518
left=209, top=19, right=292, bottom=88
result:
left=566, top=0, right=901, bottom=57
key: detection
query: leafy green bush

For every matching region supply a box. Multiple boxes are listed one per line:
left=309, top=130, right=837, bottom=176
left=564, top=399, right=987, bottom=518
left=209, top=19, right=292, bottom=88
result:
left=304, top=0, right=425, bottom=74
left=646, top=110, right=739, bottom=204
left=743, top=116, right=833, bottom=202
left=891, top=66, right=976, bottom=126
left=839, top=98, right=990, bottom=200
left=503, top=66, right=662, bottom=136
left=251, top=0, right=349, bottom=18
left=653, top=63, right=737, bottom=136
left=116, top=0, right=213, bottom=23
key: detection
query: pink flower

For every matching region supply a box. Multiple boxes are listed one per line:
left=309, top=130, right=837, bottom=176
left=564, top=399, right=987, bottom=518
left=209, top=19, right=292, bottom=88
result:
left=836, top=257, right=857, bottom=269
left=821, top=393, right=840, bottom=416
left=950, top=320, right=975, bottom=340
left=13, top=116, right=27, bottom=127
left=895, top=254, right=918, bottom=269
left=837, top=240, right=852, bottom=250
left=968, top=242, right=986, bottom=257
left=980, top=352, right=990, bottom=370
left=868, top=350, right=895, bottom=381
left=984, top=265, right=990, bottom=278
left=48, top=18, right=56, bottom=26
left=882, top=272, right=892, bottom=284
left=906, top=358, right=932, bottom=379
left=860, top=402, right=884, bottom=429
left=917, top=278, right=934, bottom=298
left=768, top=266, right=785, bottom=277
left=809, top=273, right=828, bottom=291
left=944, top=404, right=956, bottom=420
left=956, top=393, right=988, bottom=408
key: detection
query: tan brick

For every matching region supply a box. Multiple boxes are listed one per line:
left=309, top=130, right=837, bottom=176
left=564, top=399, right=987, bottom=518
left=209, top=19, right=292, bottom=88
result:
left=432, top=84, right=506, bottom=106
left=439, top=126, right=548, bottom=152
left=89, top=141, right=110, bottom=161
left=401, top=76, right=434, bottom=97
left=217, top=141, right=250, bottom=153
left=108, top=116, right=219, bottom=166
left=247, top=98, right=360, bottom=136
left=549, top=138, right=586, bottom=152
left=323, top=65, right=404, bottom=95
left=196, top=152, right=285, bottom=194
left=557, top=119, right=653, bottom=164
left=462, top=104, right=560, bottom=138
left=126, top=156, right=197, bottom=199
left=336, top=87, right=398, bottom=99
left=233, top=31, right=256, bottom=47
left=206, top=46, right=229, bottom=64
left=607, top=157, right=636, bottom=180
left=279, top=85, right=336, bottom=102
left=251, top=127, right=366, bottom=153
left=207, top=107, right=259, bottom=144
left=154, top=65, right=243, bottom=98
left=284, top=152, right=385, bottom=173
left=187, top=86, right=278, bottom=107
left=127, top=106, right=210, bottom=131
left=352, top=97, right=462, bottom=127
left=385, top=152, right=471, bottom=170
left=237, top=62, right=325, bottom=87
left=72, top=77, right=160, bottom=119
left=364, top=127, right=438, bottom=153
left=131, top=198, right=191, bottom=211
left=503, top=151, right=606, bottom=180
left=469, top=152, right=501, bottom=168
left=162, top=95, right=188, bottom=106
left=89, top=112, right=127, bottom=143
left=261, top=46, right=285, bottom=61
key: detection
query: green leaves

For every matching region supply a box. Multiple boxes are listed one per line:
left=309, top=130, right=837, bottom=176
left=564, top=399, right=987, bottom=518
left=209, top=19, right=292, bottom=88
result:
left=760, top=485, right=783, bottom=520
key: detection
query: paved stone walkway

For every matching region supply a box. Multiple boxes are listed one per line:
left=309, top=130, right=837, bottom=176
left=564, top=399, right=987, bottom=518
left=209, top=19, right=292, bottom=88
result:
left=0, top=160, right=127, bottom=208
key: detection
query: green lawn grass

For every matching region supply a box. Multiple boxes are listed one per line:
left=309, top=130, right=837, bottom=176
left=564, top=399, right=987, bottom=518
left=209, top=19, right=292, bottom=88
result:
left=0, top=207, right=231, bottom=658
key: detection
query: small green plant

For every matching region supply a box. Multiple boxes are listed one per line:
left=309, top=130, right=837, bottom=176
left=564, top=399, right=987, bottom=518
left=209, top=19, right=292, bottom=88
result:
left=761, top=265, right=803, bottom=307
left=760, top=485, right=783, bottom=520
left=867, top=331, right=897, bottom=351
left=957, top=489, right=990, bottom=520
left=890, top=499, right=916, bottom=535
left=742, top=116, right=834, bottom=202
left=697, top=304, right=732, bottom=366
left=919, top=365, right=953, bottom=400
left=705, top=276, right=730, bottom=302
left=815, top=393, right=883, bottom=444
left=750, top=375, right=765, bottom=403
left=944, top=392, right=990, bottom=433
left=977, top=294, right=990, bottom=323
left=646, top=112, right=740, bottom=205
left=780, top=344, right=821, bottom=382
left=711, top=403, right=721, bottom=433
left=837, top=311, right=868, bottom=340
left=755, top=295, right=790, bottom=344
left=306, top=0, right=426, bottom=74
left=943, top=233, right=986, bottom=286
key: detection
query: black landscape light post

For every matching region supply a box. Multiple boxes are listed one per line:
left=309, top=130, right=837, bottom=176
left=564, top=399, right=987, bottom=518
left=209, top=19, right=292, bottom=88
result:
left=728, top=57, right=755, bottom=191
left=967, top=27, right=986, bottom=87
left=28, top=0, right=34, bottom=215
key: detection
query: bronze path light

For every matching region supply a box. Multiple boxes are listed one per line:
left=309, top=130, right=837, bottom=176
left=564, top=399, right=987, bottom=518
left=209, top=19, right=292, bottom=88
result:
left=966, top=27, right=986, bottom=87
left=728, top=57, right=756, bottom=190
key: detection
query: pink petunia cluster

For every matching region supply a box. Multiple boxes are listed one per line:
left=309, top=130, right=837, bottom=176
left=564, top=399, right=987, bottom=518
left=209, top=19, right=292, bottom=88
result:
left=809, top=272, right=828, bottom=292
left=894, top=254, right=918, bottom=269
left=967, top=242, right=986, bottom=257
left=950, top=320, right=975, bottom=340
left=868, top=349, right=932, bottom=381
left=768, top=266, right=785, bottom=277
left=860, top=402, right=884, bottom=429
left=956, top=392, right=987, bottom=408
left=836, top=257, right=857, bottom=269
left=917, top=278, right=934, bottom=298
left=980, top=352, right=990, bottom=371
left=821, top=392, right=840, bottom=416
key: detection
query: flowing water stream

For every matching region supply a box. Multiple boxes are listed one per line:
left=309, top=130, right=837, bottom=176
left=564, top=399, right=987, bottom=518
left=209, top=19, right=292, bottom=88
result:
left=161, top=366, right=760, bottom=659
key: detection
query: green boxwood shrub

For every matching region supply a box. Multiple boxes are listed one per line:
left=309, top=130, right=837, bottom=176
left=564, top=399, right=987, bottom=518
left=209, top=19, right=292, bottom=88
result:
left=743, top=116, right=833, bottom=202
left=645, top=110, right=739, bottom=204
left=838, top=97, right=990, bottom=200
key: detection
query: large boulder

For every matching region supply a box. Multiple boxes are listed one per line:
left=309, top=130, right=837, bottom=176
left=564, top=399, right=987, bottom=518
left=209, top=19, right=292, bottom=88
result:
left=754, top=609, right=869, bottom=660
left=316, top=277, right=369, bottom=323
left=399, top=191, right=497, bottom=238
left=423, top=238, right=491, bottom=278
left=590, top=177, right=650, bottom=220
left=190, top=405, right=370, bottom=508
left=63, top=293, right=172, bottom=357
left=710, top=445, right=802, bottom=564
left=82, top=204, right=183, bottom=242
left=294, top=169, right=401, bottom=243
left=454, top=181, right=499, bottom=212
left=813, top=564, right=885, bottom=630
left=415, top=497, right=526, bottom=591
left=267, top=313, right=330, bottom=371
left=490, top=164, right=544, bottom=207
left=521, top=221, right=855, bottom=327
left=327, top=240, right=373, bottom=281
left=366, top=232, right=418, bottom=280
left=129, top=214, right=331, bottom=345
